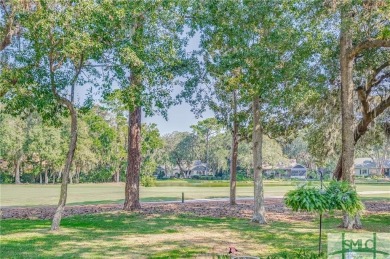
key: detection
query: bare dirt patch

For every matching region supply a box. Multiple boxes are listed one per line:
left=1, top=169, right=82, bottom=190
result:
left=1, top=199, right=389, bottom=222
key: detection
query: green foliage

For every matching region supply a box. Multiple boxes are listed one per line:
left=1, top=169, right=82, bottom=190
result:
left=79, top=167, right=114, bottom=183
left=284, top=184, right=328, bottom=213
left=140, top=175, right=156, bottom=187
left=0, top=173, right=14, bottom=183
left=140, top=123, right=163, bottom=186
left=186, top=3, right=325, bottom=214
left=284, top=181, right=365, bottom=216
left=190, top=118, right=222, bottom=165
left=267, top=249, right=325, bottom=259
left=263, top=136, right=289, bottom=167
left=326, top=181, right=365, bottom=216
left=165, top=131, right=199, bottom=169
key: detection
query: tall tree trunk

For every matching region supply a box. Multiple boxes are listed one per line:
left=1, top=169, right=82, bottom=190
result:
left=334, top=104, right=390, bottom=179
left=51, top=101, right=77, bottom=231
left=0, top=18, right=15, bottom=51
left=333, top=156, right=342, bottom=180
left=230, top=126, right=238, bottom=205
left=115, top=169, right=120, bottom=183
left=45, top=169, right=49, bottom=184
left=251, top=96, right=267, bottom=224
left=75, top=167, right=80, bottom=184
left=340, top=11, right=355, bottom=184
left=206, top=132, right=210, bottom=166
left=38, top=160, right=42, bottom=184
left=230, top=90, right=239, bottom=205
left=57, top=170, right=62, bottom=182
left=123, top=18, right=143, bottom=211
left=339, top=7, right=361, bottom=229
left=14, top=156, right=22, bottom=184
left=123, top=106, right=142, bottom=210
left=115, top=123, right=122, bottom=183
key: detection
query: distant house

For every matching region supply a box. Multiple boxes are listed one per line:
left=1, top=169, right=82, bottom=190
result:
left=263, top=160, right=307, bottom=179
left=184, top=160, right=213, bottom=178
left=263, top=166, right=290, bottom=178
left=190, top=163, right=209, bottom=176
left=155, top=166, right=166, bottom=178
left=384, top=160, right=390, bottom=177
left=354, top=158, right=389, bottom=177
left=159, top=160, right=213, bottom=179
left=290, top=164, right=307, bottom=179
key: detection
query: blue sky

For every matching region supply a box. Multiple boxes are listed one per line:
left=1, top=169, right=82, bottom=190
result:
left=143, top=102, right=213, bottom=135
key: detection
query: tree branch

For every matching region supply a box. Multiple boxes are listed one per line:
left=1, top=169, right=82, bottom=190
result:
left=356, top=86, right=370, bottom=121
left=369, top=94, right=390, bottom=120
left=49, top=50, right=73, bottom=112
left=0, top=1, right=19, bottom=51
left=370, top=72, right=390, bottom=91
left=70, top=54, right=84, bottom=103
left=372, top=61, right=389, bottom=77
left=354, top=94, right=390, bottom=144
left=0, top=18, right=15, bottom=51
left=367, top=61, right=390, bottom=94
left=349, top=39, right=390, bottom=59
left=0, top=0, right=10, bottom=16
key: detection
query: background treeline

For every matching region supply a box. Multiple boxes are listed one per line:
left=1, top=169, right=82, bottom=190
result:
left=1, top=105, right=388, bottom=184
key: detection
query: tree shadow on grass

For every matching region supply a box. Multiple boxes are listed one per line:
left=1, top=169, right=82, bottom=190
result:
left=67, top=196, right=181, bottom=206
left=1, top=212, right=389, bottom=258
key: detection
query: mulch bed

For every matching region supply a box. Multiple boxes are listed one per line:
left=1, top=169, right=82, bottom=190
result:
left=1, top=199, right=389, bottom=221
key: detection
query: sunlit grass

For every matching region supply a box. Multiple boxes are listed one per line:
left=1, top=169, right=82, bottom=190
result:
left=1, top=212, right=389, bottom=258
left=0, top=181, right=389, bottom=207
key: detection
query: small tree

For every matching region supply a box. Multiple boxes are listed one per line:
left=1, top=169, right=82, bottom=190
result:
left=1, top=1, right=111, bottom=230
left=285, top=181, right=365, bottom=253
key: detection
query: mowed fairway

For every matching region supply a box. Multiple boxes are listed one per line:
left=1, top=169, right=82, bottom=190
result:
left=1, top=181, right=389, bottom=207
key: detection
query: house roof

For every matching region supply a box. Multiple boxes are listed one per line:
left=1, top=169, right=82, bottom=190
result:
left=191, top=165, right=208, bottom=171
left=292, top=164, right=306, bottom=169
left=264, top=163, right=306, bottom=171
left=355, top=158, right=390, bottom=169
left=355, top=157, right=373, bottom=165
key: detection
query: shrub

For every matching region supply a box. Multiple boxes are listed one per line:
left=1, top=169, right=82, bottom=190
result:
left=157, top=171, right=165, bottom=179
left=79, top=168, right=113, bottom=183
left=325, top=181, right=364, bottom=215
left=267, top=249, right=325, bottom=259
left=284, top=184, right=328, bottom=213
left=141, top=175, right=156, bottom=187
left=0, top=172, right=14, bottom=183
left=284, top=181, right=364, bottom=216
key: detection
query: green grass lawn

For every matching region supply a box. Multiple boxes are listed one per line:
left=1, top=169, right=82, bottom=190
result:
left=1, top=181, right=389, bottom=207
left=1, top=212, right=389, bottom=258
